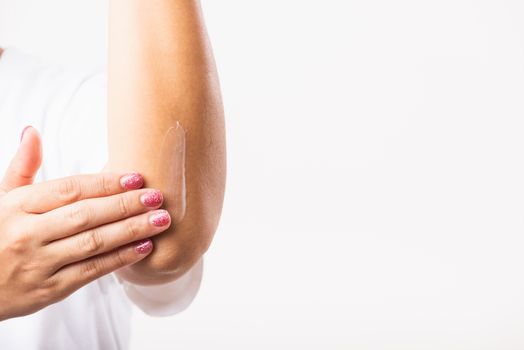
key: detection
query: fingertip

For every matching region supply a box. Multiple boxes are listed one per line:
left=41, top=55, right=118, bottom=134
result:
left=20, top=125, right=32, bottom=143
left=20, top=125, right=41, bottom=143
left=11, top=125, right=42, bottom=181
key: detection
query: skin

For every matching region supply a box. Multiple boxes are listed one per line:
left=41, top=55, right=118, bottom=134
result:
left=0, top=127, right=170, bottom=321
left=0, top=0, right=223, bottom=316
left=105, top=0, right=226, bottom=285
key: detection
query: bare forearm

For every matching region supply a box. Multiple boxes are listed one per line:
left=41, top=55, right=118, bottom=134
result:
left=107, top=0, right=226, bottom=285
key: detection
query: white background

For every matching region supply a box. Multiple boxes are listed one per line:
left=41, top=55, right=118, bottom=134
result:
left=2, top=0, right=524, bottom=349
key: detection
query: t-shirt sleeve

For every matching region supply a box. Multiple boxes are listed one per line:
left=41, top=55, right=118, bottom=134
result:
left=0, top=47, right=204, bottom=317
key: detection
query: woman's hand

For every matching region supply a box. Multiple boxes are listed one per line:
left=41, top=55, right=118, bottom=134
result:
left=0, top=126, right=172, bottom=321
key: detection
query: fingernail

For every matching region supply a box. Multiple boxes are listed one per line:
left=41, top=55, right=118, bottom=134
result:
left=120, top=172, right=144, bottom=190
left=134, top=239, right=153, bottom=255
left=140, top=190, right=163, bottom=207
left=149, top=210, right=171, bottom=227
left=20, top=125, right=32, bottom=143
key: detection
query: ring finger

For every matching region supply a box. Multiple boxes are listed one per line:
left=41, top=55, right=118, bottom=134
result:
left=36, top=188, right=164, bottom=244
left=43, top=209, right=171, bottom=273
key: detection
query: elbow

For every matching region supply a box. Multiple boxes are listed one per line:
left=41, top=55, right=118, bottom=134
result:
left=151, top=166, right=226, bottom=278
left=144, top=205, right=219, bottom=280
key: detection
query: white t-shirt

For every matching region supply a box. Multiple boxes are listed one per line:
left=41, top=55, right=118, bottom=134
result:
left=0, top=47, right=204, bottom=350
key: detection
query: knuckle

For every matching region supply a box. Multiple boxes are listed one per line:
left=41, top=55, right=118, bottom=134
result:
left=81, top=251, right=128, bottom=280
left=33, top=279, right=60, bottom=306
left=80, top=258, right=102, bottom=278
left=117, top=195, right=131, bottom=217
left=57, top=177, right=81, bottom=202
left=98, top=174, right=114, bottom=196
left=78, top=229, right=104, bottom=255
left=19, top=259, right=40, bottom=276
left=67, top=204, right=91, bottom=230
left=124, top=219, right=140, bottom=239
left=34, top=288, right=54, bottom=306
left=112, top=249, right=129, bottom=269
left=37, top=278, right=60, bottom=301
left=5, top=230, right=32, bottom=255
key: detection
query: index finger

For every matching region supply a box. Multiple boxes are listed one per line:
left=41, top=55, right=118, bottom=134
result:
left=17, top=172, right=144, bottom=214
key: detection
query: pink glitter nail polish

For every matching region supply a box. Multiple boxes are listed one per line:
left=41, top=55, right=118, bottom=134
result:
left=140, top=190, right=164, bottom=207
left=134, top=239, right=153, bottom=255
left=149, top=210, right=171, bottom=227
left=120, top=172, right=144, bottom=190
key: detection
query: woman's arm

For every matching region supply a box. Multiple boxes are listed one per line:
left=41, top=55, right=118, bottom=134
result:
left=105, top=0, right=226, bottom=285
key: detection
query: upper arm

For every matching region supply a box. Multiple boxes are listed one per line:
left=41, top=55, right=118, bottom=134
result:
left=106, top=0, right=226, bottom=285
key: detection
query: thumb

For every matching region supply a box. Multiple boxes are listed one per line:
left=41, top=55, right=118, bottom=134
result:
left=0, top=126, right=43, bottom=194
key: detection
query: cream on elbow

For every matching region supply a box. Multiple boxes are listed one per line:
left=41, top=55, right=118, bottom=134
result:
left=155, top=121, right=187, bottom=223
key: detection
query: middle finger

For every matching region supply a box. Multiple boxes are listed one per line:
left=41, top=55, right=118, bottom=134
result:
left=36, top=188, right=164, bottom=244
